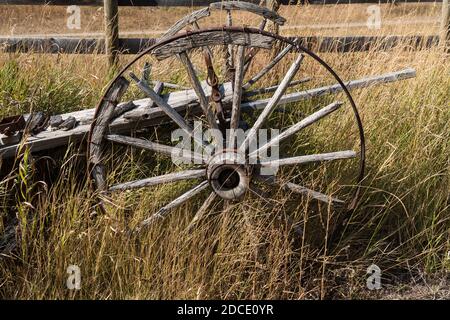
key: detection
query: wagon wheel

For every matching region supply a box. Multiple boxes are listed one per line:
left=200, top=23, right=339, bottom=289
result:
left=88, top=3, right=365, bottom=234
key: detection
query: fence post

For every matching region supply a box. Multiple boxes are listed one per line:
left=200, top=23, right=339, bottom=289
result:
left=104, top=0, right=120, bottom=67
left=441, top=0, right=450, bottom=52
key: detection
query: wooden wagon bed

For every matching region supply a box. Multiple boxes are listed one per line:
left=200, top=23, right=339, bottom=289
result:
left=0, top=68, right=415, bottom=160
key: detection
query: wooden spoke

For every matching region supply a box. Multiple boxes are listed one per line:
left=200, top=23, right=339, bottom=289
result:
left=242, top=18, right=268, bottom=77
left=139, top=181, right=209, bottom=228
left=243, top=42, right=296, bottom=90
left=129, top=72, right=191, bottom=132
left=250, top=101, right=343, bottom=158
left=186, top=192, right=218, bottom=232
left=109, top=169, right=205, bottom=192
left=225, top=10, right=234, bottom=81
left=129, top=72, right=211, bottom=154
left=178, top=52, right=219, bottom=130
left=258, top=18, right=268, bottom=31
left=230, top=45, right=246, bottom=135
left=240, top=53, right=304, bottom=151
left=150, top=81, right=164, bottom=108
left=283, top=182, right=344, bottom=205
left=244, top=78, right=311, bottom=98
left=106, top=134, right=206, bottom=164
left=260, top=150, right=357, bottom=168
left=258, top=175, right=344, bottom=205
left=141, top=62, right=151, bottom=85
left=227, top=9, right=233, bottom=26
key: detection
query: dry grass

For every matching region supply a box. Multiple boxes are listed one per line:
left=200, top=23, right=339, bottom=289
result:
left=0, top=3, right=449, bottom=299
left=0, top=3, right=442, bottom=36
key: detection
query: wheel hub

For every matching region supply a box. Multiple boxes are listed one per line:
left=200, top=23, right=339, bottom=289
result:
left=207, top=150, right=251, bottom=200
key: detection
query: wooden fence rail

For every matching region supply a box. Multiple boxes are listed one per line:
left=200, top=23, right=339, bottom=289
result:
left=0, top=35, right=439, bottom=54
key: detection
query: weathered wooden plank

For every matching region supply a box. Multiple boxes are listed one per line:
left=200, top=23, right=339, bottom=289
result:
left=210, top=1, right=286, bottom=25
left=190, top=20, right=215, bottom=63
left=241, top=68, right=417, bottom=112
left=49, top=81, right=224, bottom=126
left=0, top=69, right=415, bottom=159
left=109, top=169, right=205, bottom=192
left=151, top=81, right=188, bottom=90
left=121, top=81, right=232, bottom=122
left=243, top=78, right=310, bottom=98
left=152, top=31, right=274, bottom=60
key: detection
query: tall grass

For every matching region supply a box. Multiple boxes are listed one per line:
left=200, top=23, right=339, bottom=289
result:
left=0, top=42, right=449, bottom=299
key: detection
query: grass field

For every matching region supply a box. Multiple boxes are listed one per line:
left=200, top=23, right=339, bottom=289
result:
left=0, top=3, right=449, bottom=299
left=0, top=3, right=442, bottom=36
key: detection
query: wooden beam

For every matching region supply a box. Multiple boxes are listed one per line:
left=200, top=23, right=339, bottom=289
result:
left=0, top=35, right=439, bottom=55
left=0, top=69, right=415, bottom=159
left=241, top=68, right=416, bottom=112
